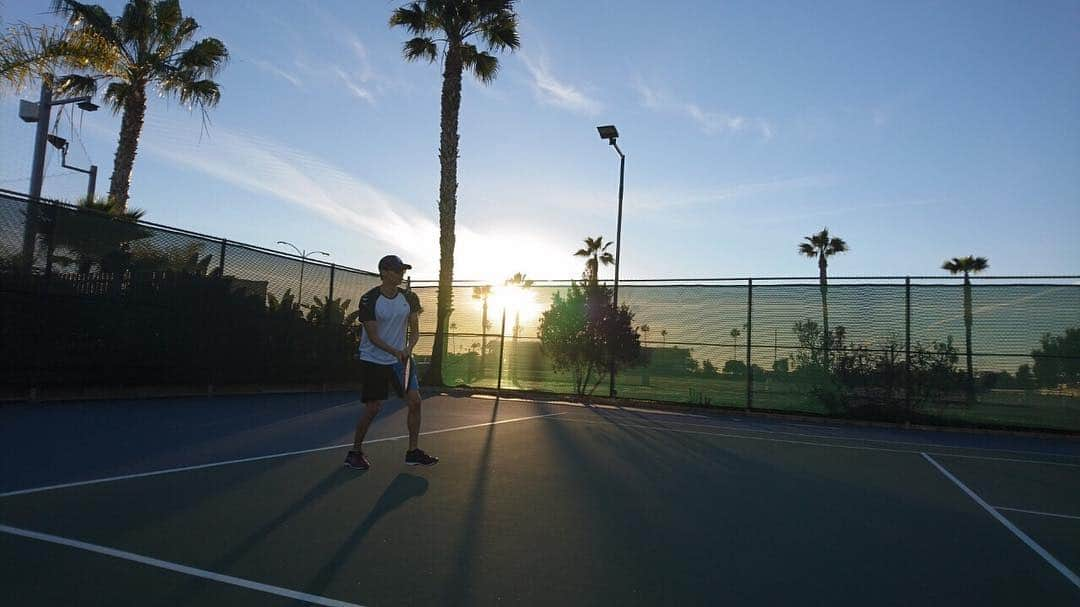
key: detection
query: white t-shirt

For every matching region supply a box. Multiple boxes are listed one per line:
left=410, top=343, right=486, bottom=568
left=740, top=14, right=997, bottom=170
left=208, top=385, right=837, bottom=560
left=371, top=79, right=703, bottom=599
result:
left=356, top=286, right=422, bottom=365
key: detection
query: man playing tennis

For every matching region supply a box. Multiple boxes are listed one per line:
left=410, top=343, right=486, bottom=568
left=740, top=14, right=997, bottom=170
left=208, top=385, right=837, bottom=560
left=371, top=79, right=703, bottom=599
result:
left=345, top=254, right=438, bottom=469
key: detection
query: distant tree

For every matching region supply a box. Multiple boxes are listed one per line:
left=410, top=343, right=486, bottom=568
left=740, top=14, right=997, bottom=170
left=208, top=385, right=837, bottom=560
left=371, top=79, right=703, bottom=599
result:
left=722, top=359, right=746, bottom=376
left=685, top=355, right=700, bottom=375
left=942, top=255, right=990, bottom=402
left=47, top=195, right=149, bottom=274
left=701, top=359, right=718, bottom=376
left=640, top=324, right=650, bottom=345
left=306, top=296, right=360, bottom=327
left=660, top=329, right=667, bottom=344
left=1015, top=363, right=1035, bottom=390
left=538, top=281, right=643, bottom=395
left=574, top=235, right=614, bottom=287
left=472, top=284, right=493, bottom=371
left=772, top=358, right=789, bottom=375
left=267, top=289, right=302, bottom=321
left=390, top=0, right=521, bottom=386
left=799, top=228, right=849, bottom=365
left=1032, top=327, right=1080, bottom=388
left=730, top=327, right=740, bottom=361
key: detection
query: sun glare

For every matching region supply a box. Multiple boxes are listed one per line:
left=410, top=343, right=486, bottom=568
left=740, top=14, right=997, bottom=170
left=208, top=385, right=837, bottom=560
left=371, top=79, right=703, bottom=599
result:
left=484, top=284, right=543, bottom=333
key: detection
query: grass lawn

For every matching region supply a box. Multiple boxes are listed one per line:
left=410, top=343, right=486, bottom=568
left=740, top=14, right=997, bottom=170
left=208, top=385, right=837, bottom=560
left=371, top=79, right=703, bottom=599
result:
left=439, top=357, right=1079, bottom=433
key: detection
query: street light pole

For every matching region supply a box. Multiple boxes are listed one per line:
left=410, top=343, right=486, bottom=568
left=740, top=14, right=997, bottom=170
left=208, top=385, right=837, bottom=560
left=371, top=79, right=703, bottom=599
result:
left=18, top=78, right=99, bottom=271
left=20, top=81, right=53, bottom=268
left=276, top=241, right=330, bottom=305
left=596, top=125, right=626, bottom=398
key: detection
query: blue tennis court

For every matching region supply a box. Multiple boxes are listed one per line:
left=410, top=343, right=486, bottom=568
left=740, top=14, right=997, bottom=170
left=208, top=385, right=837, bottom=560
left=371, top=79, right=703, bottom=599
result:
left=2, top=392, right=1078, bottom=606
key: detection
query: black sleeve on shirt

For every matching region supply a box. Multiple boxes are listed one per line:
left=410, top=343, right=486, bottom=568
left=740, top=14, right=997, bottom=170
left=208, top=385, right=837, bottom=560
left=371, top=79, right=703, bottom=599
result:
left=358, top=286, right=381, bottom=323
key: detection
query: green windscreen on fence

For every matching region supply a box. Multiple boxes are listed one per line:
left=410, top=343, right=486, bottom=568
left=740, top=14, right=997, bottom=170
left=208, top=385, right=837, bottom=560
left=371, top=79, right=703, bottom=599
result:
left=2, top=191, right=1078, bottom=432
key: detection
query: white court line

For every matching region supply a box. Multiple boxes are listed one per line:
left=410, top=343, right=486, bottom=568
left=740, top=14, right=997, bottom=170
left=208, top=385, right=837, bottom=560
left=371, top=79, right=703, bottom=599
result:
left=0, top=412, right=567, bottom=499
left=468, top=394, right=710, bottom=418
left=921, top=454, right=1080, bottom=590
left=468, top=394, right=1080, bottom=460
left=995, top=506, right=1080, bottom=521
left=550, top=417, right=1080, bottom=467
left=0, top=524, right=363, bottom=607
left=591, top=415, right=1080, bottom=461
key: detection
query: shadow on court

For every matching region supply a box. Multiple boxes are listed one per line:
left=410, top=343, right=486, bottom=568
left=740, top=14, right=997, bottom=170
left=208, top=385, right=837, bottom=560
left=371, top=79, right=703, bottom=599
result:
left=303, top=472, right=429, bottom=597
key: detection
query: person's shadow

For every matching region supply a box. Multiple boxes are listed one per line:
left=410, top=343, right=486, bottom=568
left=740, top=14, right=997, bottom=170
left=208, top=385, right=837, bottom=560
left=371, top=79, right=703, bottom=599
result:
left=304, top=473, right=429, bottom=595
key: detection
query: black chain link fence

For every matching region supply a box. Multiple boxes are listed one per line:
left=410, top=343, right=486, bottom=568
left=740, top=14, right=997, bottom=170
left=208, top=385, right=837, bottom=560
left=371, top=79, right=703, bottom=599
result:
left=0, top=190, right=380, bottom=397
left=3, top=190, right=1078, bottom=432
left=415, top=275, right=1080, bottom=433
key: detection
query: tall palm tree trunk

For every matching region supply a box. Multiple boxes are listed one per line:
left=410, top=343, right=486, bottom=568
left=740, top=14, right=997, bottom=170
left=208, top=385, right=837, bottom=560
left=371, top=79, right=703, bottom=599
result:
left=963, top=275, right=975, bottom=402
left=819, top=254, right=829, bottom=367
left=108, top=85, right=148, bottom=212
left=426, top=42, right=463, bottom=387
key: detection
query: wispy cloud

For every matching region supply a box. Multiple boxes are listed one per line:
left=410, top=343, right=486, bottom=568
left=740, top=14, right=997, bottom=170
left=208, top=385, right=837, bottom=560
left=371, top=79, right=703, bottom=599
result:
left=519, top=53, right=602, bottom=115
left=333, top=67, right=375, bottom=104
left=636, top=78, right=773, bottom=139
left=136, top=115, right=430, bottom=256
left=127, top=115, right=582, bottom=280
left=249, top=59, right=303, bottom=88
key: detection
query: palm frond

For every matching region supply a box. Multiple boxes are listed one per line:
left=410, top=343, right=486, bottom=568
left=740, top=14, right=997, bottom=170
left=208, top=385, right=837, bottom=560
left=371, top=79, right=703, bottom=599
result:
left=826, top=237, right=848, bottom=255
left=102, top=80, right=132, bottom=112
left=389, top=3, right=431, bottom=35
left=0, top=24, right=69, bottom=90
left=175, top=37, right=228, bottom=76
left=798, top=242, right=816, bottom=257
left=478, top=12, right=519, bottom=52
left=402, top=37, right=438, bottom=63
left=159, top=75, right=220, bottom=108
left=54, top=73, right=98, bottom=96
left=117, top=0, right=153, bottom=51
left=153, top=0, right=183, bottom=42
left=461, top=44, right=498, bottom=83
left=51, top=0, right=124, bottom=53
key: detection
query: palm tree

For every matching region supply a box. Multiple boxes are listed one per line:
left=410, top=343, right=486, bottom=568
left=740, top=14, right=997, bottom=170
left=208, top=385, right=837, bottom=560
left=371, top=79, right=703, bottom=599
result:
left=574, top=235, right=614, bottom=286
left=472, top=284, right=492, bottom=372
left=798, top=228, right=849, bottom=365
left=40, top=0, right=229, bottom=211
left=504, top=271, right=532, bottom=384
left=730, top=327, right=740, bottom=362
left=390, top=1, right=520, bottom=386
left=640, top=323, right=650, bottom=346
left=660, top=329, right=667, bottom=345
left=942, top=255, right=989, bottom=402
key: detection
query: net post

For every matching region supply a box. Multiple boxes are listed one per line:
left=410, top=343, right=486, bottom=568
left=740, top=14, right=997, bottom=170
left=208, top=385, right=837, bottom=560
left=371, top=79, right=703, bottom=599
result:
left=495, top=308, right=507, bottom=404
left=746, top=277, right=753, bottom=411
left=328, top=263, right=336, bottom=301
left=905, top=276, right=912, bottom=413
left=218, top=239, right=226, bottom=276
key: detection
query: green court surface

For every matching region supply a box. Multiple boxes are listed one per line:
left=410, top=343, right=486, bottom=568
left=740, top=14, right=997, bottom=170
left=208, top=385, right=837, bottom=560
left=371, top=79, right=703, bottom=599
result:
left=2, top=394, right=1079, bottom=606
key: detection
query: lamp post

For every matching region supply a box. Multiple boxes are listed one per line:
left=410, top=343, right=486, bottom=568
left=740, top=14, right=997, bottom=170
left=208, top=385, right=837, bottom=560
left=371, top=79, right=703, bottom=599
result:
left=19, top=78, right=98, bottom=269
left=596, top=124, right=625, bottom=398
left=47, top=134, right=98, bottom=202
left=276, top=241, right=330, bottom=304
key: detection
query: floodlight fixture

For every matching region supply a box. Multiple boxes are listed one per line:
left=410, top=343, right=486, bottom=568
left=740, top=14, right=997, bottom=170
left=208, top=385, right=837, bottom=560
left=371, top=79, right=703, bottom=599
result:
left=46, top=134, right=68, bottom=150
left=596, top=124, right=619, bottom=141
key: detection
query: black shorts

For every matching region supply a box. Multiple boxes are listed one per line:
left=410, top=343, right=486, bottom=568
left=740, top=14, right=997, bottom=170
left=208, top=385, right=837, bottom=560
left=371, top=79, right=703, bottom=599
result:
left=358, top=359, right=408, bottom=402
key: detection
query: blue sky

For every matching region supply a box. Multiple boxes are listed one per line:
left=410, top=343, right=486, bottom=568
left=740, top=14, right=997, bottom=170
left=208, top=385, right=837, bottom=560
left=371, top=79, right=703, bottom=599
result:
left=2, top=0, right=1078, bottom=282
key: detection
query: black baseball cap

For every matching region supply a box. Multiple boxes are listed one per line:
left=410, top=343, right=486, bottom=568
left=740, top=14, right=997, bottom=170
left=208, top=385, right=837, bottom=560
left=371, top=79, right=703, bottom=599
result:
left=378, top=254, right=412, bottom=272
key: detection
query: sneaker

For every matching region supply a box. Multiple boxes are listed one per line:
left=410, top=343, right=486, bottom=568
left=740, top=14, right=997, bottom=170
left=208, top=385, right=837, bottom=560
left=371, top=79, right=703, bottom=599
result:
left=405, top=448, right=439, bottom=466
left=344, top=450, right=370, bottom=470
